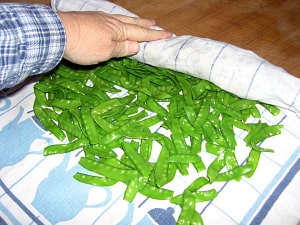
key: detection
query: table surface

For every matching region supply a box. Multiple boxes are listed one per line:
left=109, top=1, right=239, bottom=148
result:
left=3, top=0, right=300, bottom=78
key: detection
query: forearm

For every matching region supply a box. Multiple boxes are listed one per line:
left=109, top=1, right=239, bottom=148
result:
left=0, top=3, right=66, bottom=90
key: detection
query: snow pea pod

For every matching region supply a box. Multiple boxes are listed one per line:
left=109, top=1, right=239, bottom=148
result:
left=219, top=117, right=236, bottom=149
left=244, top=148, right=261, bottom=178
left=207, top=153, right=226, bottom=182
left=139, top=184, right=174, bottom=200
left=193, top=100, right=210, bottom=128
left=260, top=103, right=281, bottom=116
left=168, top=154, right=204, bottom=165
left=155, top=147, right=170, bottom=187
left=139, top=139, right=153, bottom=162
left=177, top=191, right=196, bottom=225
left=73, top=172, right=117, bottom=186
left=184, top=105, right=197, bottom=124
left=250, top=124, right=283, bottom=145
left=33, top=101, right=66, bottom=141
left=185, top=177, right=210, bottom=192
left=171, top=189, right=217, bottom=205
left=229, top=99, right=257, bottom=111
left=84, top=144, right=117, bottom=159
left=146, top=97, right=169, bottom=118
left=79, top=157, right=137, bottom=183
left=91, top=98, right=122, bottom=116
left=179, top=117, right=201, bottom=140
left=124, top=176, right=138, bottom=202
left=46, top=99, right=81, bottom=109
left=224, top=149, right=239, bottom=171
left=92, top=114, right=117, bottom=132
left=215, top=165, right=253, bottom=182
left=44, top=138, right=89, bottom=155
left=122, top=142, right=152, bottom=177
left=80, top=107, right=99, bottom=145
left=176, top=74, right=193, bottom=106
left=57, top=111, right=83, bottom=139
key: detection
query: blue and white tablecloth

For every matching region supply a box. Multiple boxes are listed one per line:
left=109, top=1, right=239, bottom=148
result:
left=1, top=0, right=299, bottom=224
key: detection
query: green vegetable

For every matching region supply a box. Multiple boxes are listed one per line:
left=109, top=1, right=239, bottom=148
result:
left=34, top=57, right=283, bottom=225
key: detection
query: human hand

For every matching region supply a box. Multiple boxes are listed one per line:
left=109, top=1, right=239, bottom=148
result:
left=57, top=11, right=173, bottom=65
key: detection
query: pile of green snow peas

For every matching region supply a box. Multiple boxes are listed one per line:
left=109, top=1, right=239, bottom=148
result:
left=33, top=58, right=283, bottom=225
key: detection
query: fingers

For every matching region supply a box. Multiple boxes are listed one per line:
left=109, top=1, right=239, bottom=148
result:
left=112, top=40, right=140, bottom=58
left=110, top=14, right=173, bottom=41
left=110, top=14, right=156, bottom=28
left=120, top=23, right=173, bottom=42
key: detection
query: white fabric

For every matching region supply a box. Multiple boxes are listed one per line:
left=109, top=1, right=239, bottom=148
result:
left=51, top=0, right=300, bottom=116
left=0, top=1, right=299, bottom=225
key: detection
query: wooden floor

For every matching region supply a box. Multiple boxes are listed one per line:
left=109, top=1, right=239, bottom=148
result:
left=5, top=0, right=300, bottom=78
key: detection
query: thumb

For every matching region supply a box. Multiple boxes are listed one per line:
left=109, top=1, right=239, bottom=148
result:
left=112, top=41, right=140, bottom=58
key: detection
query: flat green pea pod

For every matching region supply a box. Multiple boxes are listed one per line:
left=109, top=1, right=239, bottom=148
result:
left=154, top=147, right=170, bottom=187
left=92, top=114, right=117, bottom=132
left=91, top=98, right=122, bottom=116
left=219, top=117, right=237, bottom=149
left=78, top=157, right=137, bottom=183
left=139, top=139, right=153, bottom=162
left=66, top=92, right=101, bottom=108
left=260, top=103, right=281, bottom=116
left=244, top=149, right=261, bottom=178
left=192, top=189, right=218, bottom=202
left=176, top=191, right=197, bottom=225
left=179, top=117, right=201, bottom=140
left=146, top=98, right=169, bottom=118
left=207, top=153, right=226, bottom=183
left=73, top=172, right=117, bottom=186
left=57, top=111, right=83, bottom=140
left=209, top=98, right=244, bottom=120
left=171, top=189, right=217, bottom=205
left=88, top=73, right=121, bottom=93
left=121, top=129, right=164, bottom=141
left=33, top=100, right=66, bottom=141
left=250, top=124, right=283, bottom=145
left=215, top=165, right=253, bottom=182
left=184, top=106, right=197, bottom=124
left=190, top=211, right=204, bottom=225
left=122, top=142, right=152, bottom=177
left=102, top=158, right=131, bottom=170
left=58, top=80, right=92, bottom=95
left=205, top=143, right=227, bottom=156
left=33, top=86, right=48, bottom=105
left=244, top=121, right=265, bottom=145
left=84, top=144, right=117, bottom=159
left=99, top=128, right=123, bottom=145
left=175, top=74, right=193, bottom=106
left=229, top=99, right=257, bottom=111
left=185, top=177, right=210, bottom=192
left=168, top=154, right=204, bottom=166
left=139, top=184, right=174, bottom=200
left=123, top=176, right=139, bottom=202
left=46, top=99, right=81, bottom=110
left=202, top=120, right=218, bottom=144
left=44, top=138, right=89, bottom=155
left=250, top=143, right=275, bottom=153
left=80, top=107, right=99, bottom=145
left=193, top=100, right=210, bottom=129
left=169, top=122, right=190, bottom=155
left=224, top=149, right=239, bottom=171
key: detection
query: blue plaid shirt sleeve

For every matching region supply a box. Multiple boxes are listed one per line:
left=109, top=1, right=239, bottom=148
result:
left=0, top=3, right=66, bottom=90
